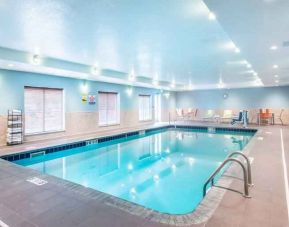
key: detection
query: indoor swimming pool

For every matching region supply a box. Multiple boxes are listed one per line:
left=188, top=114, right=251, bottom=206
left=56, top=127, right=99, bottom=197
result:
left=14, top=128, right=255, bottom=214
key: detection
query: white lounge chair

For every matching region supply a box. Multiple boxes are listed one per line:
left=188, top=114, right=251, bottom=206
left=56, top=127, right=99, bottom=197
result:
left=176, top=108, right=185, bottom=121
left=203, top=110, right=215, bottom=122
left=221, top=110, right=233, bottom=122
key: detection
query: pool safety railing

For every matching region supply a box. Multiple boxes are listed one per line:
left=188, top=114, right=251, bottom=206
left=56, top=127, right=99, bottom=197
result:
left=228, top=151, right=253, bottom=186
left=203, top=152, right=253, bottom=198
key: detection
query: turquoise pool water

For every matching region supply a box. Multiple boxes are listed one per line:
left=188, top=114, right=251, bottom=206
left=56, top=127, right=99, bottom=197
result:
left=15, top=128, right=254, bottom=214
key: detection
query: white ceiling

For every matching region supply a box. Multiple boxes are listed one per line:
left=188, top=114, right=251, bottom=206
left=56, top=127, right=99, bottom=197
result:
left=0, top=0, right=288, bottom=90
left=205, top=0, right=289, bottom=88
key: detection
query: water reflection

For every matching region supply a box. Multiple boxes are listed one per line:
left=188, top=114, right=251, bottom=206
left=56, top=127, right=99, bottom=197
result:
left=23, top=129, right=254, bottom=214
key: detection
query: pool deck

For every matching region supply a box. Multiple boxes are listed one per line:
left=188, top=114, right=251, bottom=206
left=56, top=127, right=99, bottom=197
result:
left=0, top=122, right=288, bottom=227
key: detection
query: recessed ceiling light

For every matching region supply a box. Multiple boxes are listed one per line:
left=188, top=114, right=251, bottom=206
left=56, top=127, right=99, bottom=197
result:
left=226, top=42, right=236, bottom=49
left=128, top=69, right=136, bottom=81
left=275, top=80, right=279, bottom=83
left=91, top=65, right=100, bottom=75
left=270, top=45, right=278, bottom=50
left=128, top=75, right=135, bottom=81
left=274, top=74, right=279, bottom=78
left=152, top=80, right=159, bottom=86
left=273, top=64, right=279, bottom=69
left=235, top=48, right=240, bottom=53
left=170, top=79, right=175, bottom=88
left=253, top=72, right=258, bottom=76
left=208, top=12, right=216, bottom=20
left=8, top=63, right=14, bottom=67
left=246, top=64, right=252, bottom=68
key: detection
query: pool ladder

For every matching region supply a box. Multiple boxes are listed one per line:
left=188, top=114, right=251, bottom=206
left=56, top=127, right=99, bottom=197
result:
left=203, top=152, right=253, bottom=198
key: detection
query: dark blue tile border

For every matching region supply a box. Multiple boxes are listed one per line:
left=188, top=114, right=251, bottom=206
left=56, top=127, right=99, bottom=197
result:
left=0, top=125, right=257, bottom=162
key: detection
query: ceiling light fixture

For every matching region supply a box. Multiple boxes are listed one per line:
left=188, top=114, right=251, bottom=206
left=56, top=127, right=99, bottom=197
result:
left=80, top=81, right=88, bottom=94
left=188, top=84, right=194, bottom=90
left=246, top=63, right=252, bottom=68
left=270, top=45, right=278, bottom=50
left=152, top=80, right=159, bottom=86
left=275, top=80, right=279, bottom=83
left=170, top=79, right=175, bottom=88
left=273, top=64, right=279, bottom=69
left=255, top=78, right=263, bottom=86
left=126, top=87, right=133, bottom=96
left=32, top=54, right=40, bottom=65
left=235, top=48, right=240, bottom=53
left=208, top=12, right=216, bottom=20
left=253, top=72, right=258, bottom=76
left=218, top=77, right=225, bottom=89
left=226, top=42, right=236, bottom=49
left=128, top=68, right=136, bottom=81
left=91, top=65, right=100, bottom=76
left=8, top=63, right=14, bottom=67
left=274, top=74, right=279, bottom=78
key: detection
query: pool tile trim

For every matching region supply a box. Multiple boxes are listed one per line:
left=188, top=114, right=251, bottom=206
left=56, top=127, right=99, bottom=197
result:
left=0, top=125, right=256, bottom=162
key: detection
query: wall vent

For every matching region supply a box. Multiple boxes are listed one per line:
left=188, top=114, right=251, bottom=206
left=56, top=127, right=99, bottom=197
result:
left=139, top=130, right=145, bottom=135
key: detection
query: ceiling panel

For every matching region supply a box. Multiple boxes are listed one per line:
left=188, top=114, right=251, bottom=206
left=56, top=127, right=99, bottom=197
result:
left=1, top=0, right=283, bottom=89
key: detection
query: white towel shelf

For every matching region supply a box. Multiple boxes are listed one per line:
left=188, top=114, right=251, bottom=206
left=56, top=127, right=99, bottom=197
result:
left=7, top=109, right=23, bottom=145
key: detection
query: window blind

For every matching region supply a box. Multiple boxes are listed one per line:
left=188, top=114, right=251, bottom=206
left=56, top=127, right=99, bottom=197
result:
left=24, top=87, right=64, bottom=134
left=98, top=92, right=119, bottom=126
left=139, top=95, right=152, bottom=121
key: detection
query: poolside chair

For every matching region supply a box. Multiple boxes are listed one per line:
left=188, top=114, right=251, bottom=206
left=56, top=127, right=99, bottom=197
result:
left=184, top=108, right=196, bottom=121
left=202, top=110, right=215, bottom=121
left=231, top=110, right=248, bottom=127
left=176, top=108, right=185, bottom=121
left=259, top=109, right=273, bottom=125
left=221, top=110, right=233, bottom=122
left=277, top=109, right=284, bottom=125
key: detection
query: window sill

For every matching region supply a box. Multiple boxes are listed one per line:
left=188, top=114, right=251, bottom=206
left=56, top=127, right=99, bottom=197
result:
left=99, top=123, right=120, bottom=127
left=25, top=130, right=65, bottom=136
left=139, top=119, right=153, bottom=122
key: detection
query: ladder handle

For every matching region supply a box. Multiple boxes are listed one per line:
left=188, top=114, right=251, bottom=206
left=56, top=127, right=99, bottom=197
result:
left=228, top=151, right=252, bottom=186
left=203, top=158, right=250, bottom=197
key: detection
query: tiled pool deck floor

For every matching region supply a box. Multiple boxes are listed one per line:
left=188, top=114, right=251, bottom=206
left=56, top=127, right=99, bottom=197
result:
left=0, top=123, right=288, bottom=227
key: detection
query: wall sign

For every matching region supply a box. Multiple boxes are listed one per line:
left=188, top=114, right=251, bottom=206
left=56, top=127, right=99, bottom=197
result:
left=88, top=94, right=96, bottom=104
left=81, top=95, right=88, bottom=104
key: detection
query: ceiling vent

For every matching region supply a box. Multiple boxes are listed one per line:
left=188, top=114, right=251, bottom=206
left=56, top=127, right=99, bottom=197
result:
left=283, top=41, right=289, bottom=47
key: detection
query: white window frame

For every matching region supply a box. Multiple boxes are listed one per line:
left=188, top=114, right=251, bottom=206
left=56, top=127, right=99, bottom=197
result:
left=24, top=86, right=65, bottom=135
left=139, top=94, right=152, bottom=122
left=98, top=91, right=120, bottom=126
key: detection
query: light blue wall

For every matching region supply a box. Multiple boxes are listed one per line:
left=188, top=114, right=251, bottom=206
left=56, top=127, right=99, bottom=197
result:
left=0, top=69, right=175, bottom=115
left=176, top=86, right=289, bottom=109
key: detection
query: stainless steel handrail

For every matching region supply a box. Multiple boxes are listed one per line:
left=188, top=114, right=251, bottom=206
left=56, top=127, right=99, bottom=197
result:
left=203, top=158, right=251, bottom=198
left=228, top=151, right=253, bottom=186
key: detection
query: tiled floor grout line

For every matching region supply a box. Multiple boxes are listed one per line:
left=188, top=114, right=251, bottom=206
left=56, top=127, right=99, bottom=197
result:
left=280, top=128, right=289, bottom=227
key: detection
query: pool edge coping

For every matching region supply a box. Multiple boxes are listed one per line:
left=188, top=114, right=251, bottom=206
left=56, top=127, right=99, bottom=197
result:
left=0, top=124, right=259, bottom=226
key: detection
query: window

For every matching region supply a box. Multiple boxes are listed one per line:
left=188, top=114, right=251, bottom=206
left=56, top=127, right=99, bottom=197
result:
left=98, top=92, right=120, bottom=126
left=24, top=87, right=64, bottom=134
left=154, top=94, right=161, bottom=122
left=139, top=95, right=152, bottom=121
